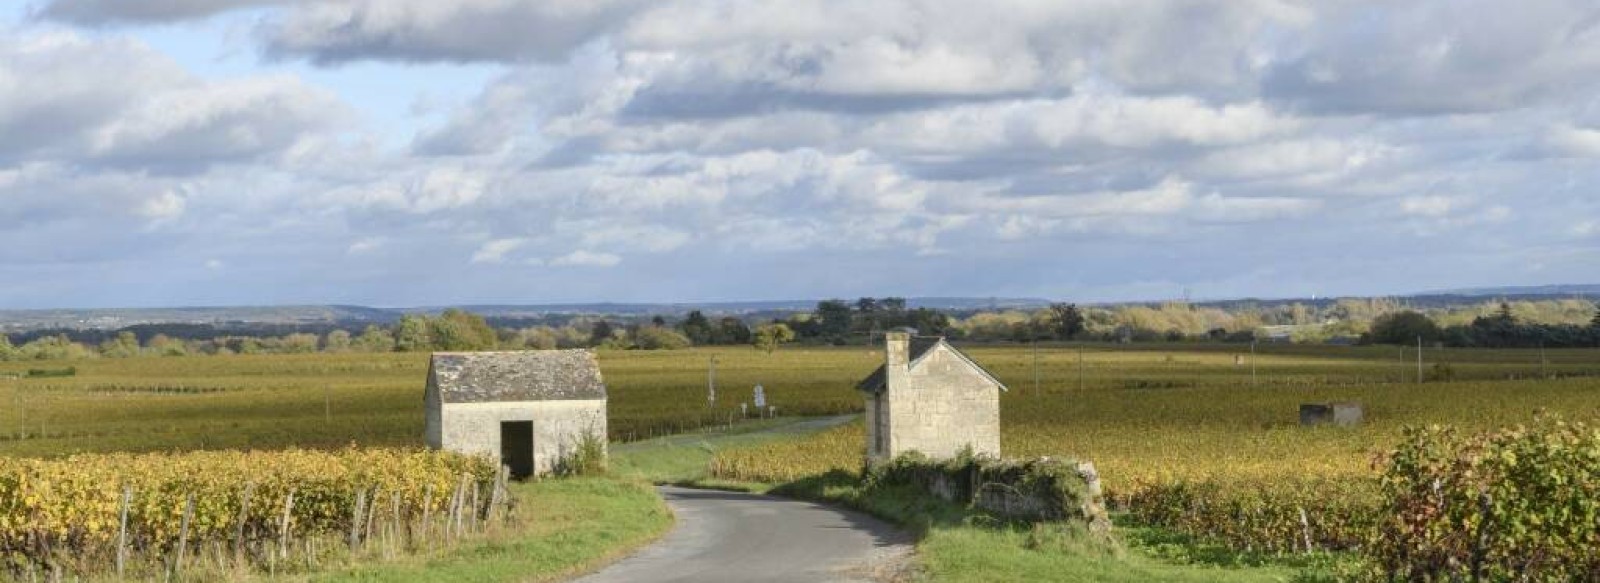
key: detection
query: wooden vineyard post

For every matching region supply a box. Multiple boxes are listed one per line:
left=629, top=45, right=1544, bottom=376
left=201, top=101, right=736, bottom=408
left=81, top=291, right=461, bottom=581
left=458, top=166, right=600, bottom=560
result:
left=278, top=489, right=296, bottom=561
left=172, top=493, right=196, bottom=580
left=364, top=489, right=380, bottom=546
left=469, top=482, right=481, bottom=532
left=116, top=486, right=131, bottom=579
left=233, top=482, right=254, bottom=565
left=349, top=489, right=367, bottom=551
left=421, top=484, right=435, bottom=543
left=1298, top=507, right=1313, bottom=554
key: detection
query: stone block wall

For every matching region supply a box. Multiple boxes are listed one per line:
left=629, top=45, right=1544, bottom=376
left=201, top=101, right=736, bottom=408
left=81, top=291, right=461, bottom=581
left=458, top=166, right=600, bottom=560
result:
left=885, top=344, right=1001, bottom=459
left=431, top=399, right=607, bottom=476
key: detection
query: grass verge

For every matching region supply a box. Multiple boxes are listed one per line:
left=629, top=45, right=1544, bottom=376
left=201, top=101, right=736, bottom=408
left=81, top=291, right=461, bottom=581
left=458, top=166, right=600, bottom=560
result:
left=770, top=471, right=1357, bottom=582
left=305, top=477, right=671, bottom=583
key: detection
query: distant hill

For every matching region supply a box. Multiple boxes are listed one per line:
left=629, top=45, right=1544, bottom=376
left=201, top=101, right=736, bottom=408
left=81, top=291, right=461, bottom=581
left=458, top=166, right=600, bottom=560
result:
left=1422, top=284, right=1600, bottom=298
left=0, top=297, right=1051, bottom=332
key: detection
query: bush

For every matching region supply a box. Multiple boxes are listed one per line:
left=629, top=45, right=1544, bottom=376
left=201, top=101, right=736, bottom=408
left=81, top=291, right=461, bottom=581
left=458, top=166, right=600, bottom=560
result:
left=866, top=451, right=1110, bottom=533
left=1373, top=419, right=1600, bottom=582
left=633, top=327, right=692, bottom=350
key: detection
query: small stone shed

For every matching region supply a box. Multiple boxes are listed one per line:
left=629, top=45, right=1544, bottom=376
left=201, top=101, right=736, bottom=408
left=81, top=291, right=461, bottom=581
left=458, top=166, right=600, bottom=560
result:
left=858, top=331, right=1006, bottom=463
left=424, top=350, right=607, bottom=478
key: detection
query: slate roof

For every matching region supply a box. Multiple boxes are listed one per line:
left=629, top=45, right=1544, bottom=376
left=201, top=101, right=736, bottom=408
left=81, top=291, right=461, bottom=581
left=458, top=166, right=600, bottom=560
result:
left=430, top=350, right=606, bottom=403
left=856, top=337, right=1007, bottom=393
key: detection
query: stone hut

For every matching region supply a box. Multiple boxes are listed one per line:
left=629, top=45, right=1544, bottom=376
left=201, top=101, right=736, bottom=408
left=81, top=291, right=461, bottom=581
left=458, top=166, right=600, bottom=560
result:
left=424, top=350, right=607, bottom=478
left=857, top=331, right=1006, bottom=463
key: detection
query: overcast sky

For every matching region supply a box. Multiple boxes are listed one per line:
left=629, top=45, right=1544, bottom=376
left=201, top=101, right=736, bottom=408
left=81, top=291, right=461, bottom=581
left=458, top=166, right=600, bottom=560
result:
left=3, top=1, right=1598, bottom=309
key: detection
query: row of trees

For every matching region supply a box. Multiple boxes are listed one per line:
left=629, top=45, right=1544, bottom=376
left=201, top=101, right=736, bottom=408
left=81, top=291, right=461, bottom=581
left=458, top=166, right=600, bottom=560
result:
left=1367, top=304, right=1600, bottom=348
left=3, top=300, right=1597, bottom=361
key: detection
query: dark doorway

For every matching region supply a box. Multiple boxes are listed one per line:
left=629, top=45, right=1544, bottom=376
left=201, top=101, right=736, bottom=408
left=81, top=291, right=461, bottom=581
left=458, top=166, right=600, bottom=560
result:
left=500, top=421, right=534, bottom=479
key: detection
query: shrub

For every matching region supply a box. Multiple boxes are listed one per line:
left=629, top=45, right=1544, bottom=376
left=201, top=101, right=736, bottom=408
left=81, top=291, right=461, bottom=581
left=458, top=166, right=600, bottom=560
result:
left=1373, top=418, right=1600, bottom=582
left=866, top=451, right=1111, bottom=533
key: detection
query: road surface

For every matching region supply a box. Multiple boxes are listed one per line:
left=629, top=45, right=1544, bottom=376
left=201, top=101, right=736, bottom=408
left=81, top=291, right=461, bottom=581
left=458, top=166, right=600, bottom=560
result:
left=573, top=486, right=912, bottom=583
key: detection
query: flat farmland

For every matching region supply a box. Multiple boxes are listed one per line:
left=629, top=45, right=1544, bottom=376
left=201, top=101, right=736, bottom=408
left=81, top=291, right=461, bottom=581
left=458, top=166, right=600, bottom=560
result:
left=1, top=343, right=1596, bottom=466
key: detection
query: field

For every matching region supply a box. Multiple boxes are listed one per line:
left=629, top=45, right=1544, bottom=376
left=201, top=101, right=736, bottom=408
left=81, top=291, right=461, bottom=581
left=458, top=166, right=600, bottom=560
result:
left=2, top=343, right=1597, bottom=577
left=3, top=344, right=1597, bottom=466
left=0, top=348, right=876, bottom=457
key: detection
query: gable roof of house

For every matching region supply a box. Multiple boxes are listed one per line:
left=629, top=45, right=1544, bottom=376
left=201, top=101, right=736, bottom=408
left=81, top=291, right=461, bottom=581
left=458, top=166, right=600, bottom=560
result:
left=856, top=337, right=1008, bottom=393
left=429, top=350, right=606, bottom=404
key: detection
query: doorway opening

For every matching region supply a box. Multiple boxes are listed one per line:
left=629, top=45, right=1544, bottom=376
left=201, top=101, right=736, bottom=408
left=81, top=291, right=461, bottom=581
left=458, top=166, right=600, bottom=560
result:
left=500, top=421, right=534, bottom=479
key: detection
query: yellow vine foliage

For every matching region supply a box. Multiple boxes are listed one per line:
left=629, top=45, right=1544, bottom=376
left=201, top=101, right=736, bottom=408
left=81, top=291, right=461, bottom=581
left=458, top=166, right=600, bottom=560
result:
left=0, top=448, right=493, bottom=554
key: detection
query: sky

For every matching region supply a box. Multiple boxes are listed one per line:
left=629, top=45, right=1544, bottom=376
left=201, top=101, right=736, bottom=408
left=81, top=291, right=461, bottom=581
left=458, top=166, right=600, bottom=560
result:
left=2, top=0, right=1598, bottom=309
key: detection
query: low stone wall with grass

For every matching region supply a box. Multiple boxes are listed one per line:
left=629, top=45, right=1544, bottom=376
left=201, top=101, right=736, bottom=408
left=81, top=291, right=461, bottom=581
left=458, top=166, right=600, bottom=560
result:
left=867, top=453, right=1111, bottom=532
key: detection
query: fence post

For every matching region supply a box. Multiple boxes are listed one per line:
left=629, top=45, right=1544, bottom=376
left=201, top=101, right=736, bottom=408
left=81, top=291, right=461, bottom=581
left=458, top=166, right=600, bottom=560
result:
left=421, top=484, right=435, bottom=543
left=278, top=489, right=296, bottom=561
left=116, top=486, right=131, bottom=579
left=233, top=482, right=254, bottom=565
left=349, top=488, right=367, bottom=551
left=1298, top=506, right=1313, bottom=554
left=172, top=493, right=196, bottom=580
left=364, top=488, right=380, bottom=545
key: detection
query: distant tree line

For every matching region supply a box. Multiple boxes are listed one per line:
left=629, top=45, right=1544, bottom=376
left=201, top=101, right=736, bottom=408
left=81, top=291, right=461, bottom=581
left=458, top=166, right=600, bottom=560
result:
left=2, top=298, right=1597, bottom=361
left=1365, top=303, right=1600, bottom=348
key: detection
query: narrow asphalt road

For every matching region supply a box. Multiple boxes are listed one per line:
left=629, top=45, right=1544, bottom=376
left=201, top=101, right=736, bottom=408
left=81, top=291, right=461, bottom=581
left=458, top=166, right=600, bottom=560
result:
left=572, top=486, right=912, bottom=583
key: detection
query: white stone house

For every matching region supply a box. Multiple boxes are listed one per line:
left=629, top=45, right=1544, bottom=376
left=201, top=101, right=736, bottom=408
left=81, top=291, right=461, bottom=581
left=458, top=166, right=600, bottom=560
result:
left=424, top=350, right=607, bottom=478
left=857, top=331, right=1006, bottom=463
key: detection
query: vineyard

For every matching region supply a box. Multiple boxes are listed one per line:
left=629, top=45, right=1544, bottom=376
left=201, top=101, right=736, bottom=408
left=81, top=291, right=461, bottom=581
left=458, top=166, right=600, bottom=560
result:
left=3, top=343, right=1599, bottom=572
left=0, top=447, right=504, bottom=579
left=708, top=345, right=1600, bottom=565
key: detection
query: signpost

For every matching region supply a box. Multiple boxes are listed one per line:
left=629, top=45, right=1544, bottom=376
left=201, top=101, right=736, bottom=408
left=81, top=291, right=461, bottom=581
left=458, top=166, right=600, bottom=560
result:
left=753, top=384, right=766, bottom=416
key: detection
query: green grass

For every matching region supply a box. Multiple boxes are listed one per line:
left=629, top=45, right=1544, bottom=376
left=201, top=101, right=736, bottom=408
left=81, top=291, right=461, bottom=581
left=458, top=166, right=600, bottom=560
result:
left=770, top=471, right=1350, bottom=583
left=305, top=477, right=671, bottom=583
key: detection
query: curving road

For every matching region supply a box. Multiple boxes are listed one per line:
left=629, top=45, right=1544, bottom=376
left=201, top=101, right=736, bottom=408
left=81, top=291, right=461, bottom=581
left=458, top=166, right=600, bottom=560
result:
left=573, top=486, right=912, bottom=583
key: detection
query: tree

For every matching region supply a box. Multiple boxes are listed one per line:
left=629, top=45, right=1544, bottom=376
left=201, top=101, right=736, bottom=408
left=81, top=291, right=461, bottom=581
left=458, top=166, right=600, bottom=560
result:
left=145, top=334, right=187, bottom=357
left=99, top=331, right=140, bottom=358
left=752, top=323, right=795, bottom=354
left=813, top=300, right=853, bottom=341
left=713, top=317, right=751, bottom=345
left=635, top=326, right=692, bottom=350
left=0, top=333, right=15, bottom=361
left=1367, top=311, right=1441, bottom=345
left=355, top=325, right=395, bottom=352
left=680, top=310, right=712, bottom=345
left=1590, top=305, right=1600, bottom=329
left=589, top=320, right=616, bottom=346
left=514, top=327, right=559, bottom=350
left=324, top=330, right=352, bottom=353
left=394, top=315, right=433, bottom=352
left=1049, top=303, right=1087, bottom=340
left=433, top=309, right=498, bottom=351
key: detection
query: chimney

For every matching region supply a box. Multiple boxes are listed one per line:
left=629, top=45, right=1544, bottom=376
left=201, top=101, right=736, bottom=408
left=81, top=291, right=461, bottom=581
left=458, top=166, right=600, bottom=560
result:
left=885, top=331, right=910, bottom=367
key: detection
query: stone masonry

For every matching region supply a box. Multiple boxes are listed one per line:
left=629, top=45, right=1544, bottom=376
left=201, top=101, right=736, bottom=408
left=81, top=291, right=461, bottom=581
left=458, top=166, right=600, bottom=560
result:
left=860, top=332, right=1004, bottom=462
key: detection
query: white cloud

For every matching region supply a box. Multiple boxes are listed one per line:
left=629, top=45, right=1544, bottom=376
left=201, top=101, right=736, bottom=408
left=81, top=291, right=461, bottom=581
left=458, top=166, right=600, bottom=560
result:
left=1543, top=125, right=1600, bottom=158
left=259, top=0, right=642, bottom=64
left=548, top=250, right=622, bottom=267
left=470, top=237, right=527, bottom=263
left=346, top=237, right=386, bottom=255
left=136, top=190, right=187, bottom=220
left=1400, top=195, right=1459, bottom=218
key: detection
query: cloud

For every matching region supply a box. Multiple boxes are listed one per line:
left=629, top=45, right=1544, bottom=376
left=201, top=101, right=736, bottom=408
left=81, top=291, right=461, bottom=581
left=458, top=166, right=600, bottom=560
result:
left=258, top=0, right=643, bottom=64
left=548, top=249, right=621, bottom=267
left=1263, top=1, right=1600, bottom=115
left=34, top=0, right=291, bottom=25
left=0, top=32, right=348, bottom=174
left=1541, top=125, right=1600, bottom=158
left=346, top=237, right=386, bottom=255
left=470, top=237, right=527, bottom=263
left=86, top=75, right=349, bottom=174
left=136, top=189, right=187, bottom=220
